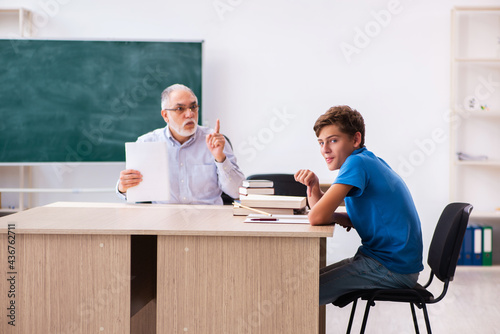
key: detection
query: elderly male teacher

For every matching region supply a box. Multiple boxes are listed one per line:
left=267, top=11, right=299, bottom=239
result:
left=117, top=83, right=245, bottom=204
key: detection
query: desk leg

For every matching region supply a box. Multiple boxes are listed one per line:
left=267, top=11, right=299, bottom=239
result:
left=157, top=235, right=319, bottom=334
left=1, top=234, right=130, bottom=334
left=319, top=237, right=327, bottom=334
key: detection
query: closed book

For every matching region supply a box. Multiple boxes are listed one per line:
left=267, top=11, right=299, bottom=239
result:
left=239, top=194, right=307, bottom=209
left=241, top=180, right=274, bottom=188
left=482, top=226, right=493, bottom=266
left=463, top=226, right=473, bottom=265
left=239, top=187, right=275, bottom=195
left=472, top=225, right=483, bottom=266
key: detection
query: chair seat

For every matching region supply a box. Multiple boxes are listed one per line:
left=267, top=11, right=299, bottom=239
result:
left=333, top=283, right=435, bottom=308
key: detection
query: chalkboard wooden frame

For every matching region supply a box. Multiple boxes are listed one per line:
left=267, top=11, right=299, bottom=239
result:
left=0, top=39, right=203, bottom=163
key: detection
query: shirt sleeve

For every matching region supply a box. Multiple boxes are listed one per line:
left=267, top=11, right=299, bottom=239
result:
left=334, top=155, right=367, bottom=198
left=215, top=146, right=245, bottom=199
left=115, top=179, right=127, bottom=201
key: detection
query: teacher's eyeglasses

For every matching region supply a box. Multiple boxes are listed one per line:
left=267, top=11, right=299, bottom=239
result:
left=164, top=105, right=199, bottom=114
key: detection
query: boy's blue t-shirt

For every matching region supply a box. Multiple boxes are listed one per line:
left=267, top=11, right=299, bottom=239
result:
left=334, top=147, right=424, bottom=274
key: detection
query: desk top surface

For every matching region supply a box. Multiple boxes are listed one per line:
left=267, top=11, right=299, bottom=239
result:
left=0, top=202, right=334, bottom=238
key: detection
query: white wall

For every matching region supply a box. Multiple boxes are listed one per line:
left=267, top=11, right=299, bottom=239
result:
left=1, top=0, right=498, bottom=262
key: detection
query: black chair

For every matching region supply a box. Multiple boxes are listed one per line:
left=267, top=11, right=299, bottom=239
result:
left=332, top=202, right=473, bottom=334
left=246, top=173, right=307, bottom=197
left=221, top=134, right=237, bottom=205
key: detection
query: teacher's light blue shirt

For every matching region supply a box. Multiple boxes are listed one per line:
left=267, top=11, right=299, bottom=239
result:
left=117, top=125, right=245, bottom=205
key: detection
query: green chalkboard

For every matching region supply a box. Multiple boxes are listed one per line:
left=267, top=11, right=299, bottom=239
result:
left=0, top=39, right=202, bottom=162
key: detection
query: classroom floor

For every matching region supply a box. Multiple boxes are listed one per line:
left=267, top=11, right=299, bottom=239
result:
left=325, top=266, right=500, bottom=334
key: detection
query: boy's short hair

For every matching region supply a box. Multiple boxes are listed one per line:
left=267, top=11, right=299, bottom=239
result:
left=313, top=105, right=365, bottom=147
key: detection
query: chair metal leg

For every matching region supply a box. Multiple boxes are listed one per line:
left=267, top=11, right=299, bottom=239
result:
left=410, top=303, right=420, bottom=334
left=360, top=299, right=374, bottom=334
left=346, top=299, right=358, bottom=334
left=421, top=303, right=432, bottom=334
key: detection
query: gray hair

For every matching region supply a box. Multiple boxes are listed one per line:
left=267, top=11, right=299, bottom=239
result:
left=161, top=84, right=198, bottom=110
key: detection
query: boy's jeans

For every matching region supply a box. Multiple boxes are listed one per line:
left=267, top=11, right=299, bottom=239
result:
left=319, top=251, right=419, bottom=305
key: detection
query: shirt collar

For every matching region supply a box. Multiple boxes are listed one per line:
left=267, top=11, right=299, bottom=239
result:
left=351, top=146, right=366, bottom=156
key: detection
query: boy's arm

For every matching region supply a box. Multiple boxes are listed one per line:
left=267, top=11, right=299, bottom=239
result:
left=308, top=183, right=353, bottom=226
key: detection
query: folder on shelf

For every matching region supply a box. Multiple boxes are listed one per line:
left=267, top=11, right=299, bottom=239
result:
left=462, top=226, right=473, bottom=265
left=482, top=226, right=493, bottom=266
left=472, top=225, right=483, bottom=266
left=457, top=240, right=464, bottom=266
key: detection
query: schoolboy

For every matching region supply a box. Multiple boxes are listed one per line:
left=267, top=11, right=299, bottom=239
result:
left=294, top=105, right=423, bottom=305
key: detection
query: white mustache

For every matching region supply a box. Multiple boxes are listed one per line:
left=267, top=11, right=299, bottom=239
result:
left=183, top=119, right=196, bottom=127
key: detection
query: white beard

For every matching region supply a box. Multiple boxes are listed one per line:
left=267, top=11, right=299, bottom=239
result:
left=168, top=118, right=198, bottom=137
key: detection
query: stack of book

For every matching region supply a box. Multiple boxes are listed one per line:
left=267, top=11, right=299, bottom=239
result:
left=239, top=179, right=275, bottom=196
left=233, top=180, right=307, bottom=216
left=457, top=224, right=493, bottom=266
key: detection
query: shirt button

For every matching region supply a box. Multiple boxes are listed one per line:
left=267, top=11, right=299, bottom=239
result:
left=181, top=180, right=184, bottom=183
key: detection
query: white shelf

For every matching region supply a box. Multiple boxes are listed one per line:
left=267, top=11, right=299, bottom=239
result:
left=451, top=109, right=500, bottom=117
left=454, top=58, right=500, bottom=65
left=450, top=7, right=500, bottom=219
left=454, top=7, right=500, bottom=12
left=470, top=211, right=500, bottom=219
left=454, top=58, right=500, bottom=63
left=455, top=160, right=500, bottom=167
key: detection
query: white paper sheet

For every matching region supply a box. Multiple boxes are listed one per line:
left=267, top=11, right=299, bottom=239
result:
left=125, top=142, right=170, bottom=203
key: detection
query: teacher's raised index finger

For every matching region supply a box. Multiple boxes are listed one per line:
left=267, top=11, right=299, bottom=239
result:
left=215, top=119, right=220, bottom=133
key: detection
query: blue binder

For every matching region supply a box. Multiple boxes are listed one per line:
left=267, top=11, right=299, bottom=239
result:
left=462, top=226, right=473, bottom=265
left=457, top=238, right=464, bottom=265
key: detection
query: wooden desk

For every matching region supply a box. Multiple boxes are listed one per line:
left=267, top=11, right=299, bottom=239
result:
left=0, top=202, right=333, bottom=333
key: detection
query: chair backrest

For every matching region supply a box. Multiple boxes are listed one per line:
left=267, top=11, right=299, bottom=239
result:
left=427, top=202, right=473, bottom=282
left=246, top=174, right=307, bottom=197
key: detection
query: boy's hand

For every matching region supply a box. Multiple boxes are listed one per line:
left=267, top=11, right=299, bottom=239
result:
left=206, top=119, right=226, bottom=162
left=294, top=169, right=320, bottom=197
left=332, top=212, right=354, bottom=232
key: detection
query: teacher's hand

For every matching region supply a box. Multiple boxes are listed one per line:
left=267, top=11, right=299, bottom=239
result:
left=206, top=119, right=226, bottom=162
left=118, top=169, right=143, bottom=193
